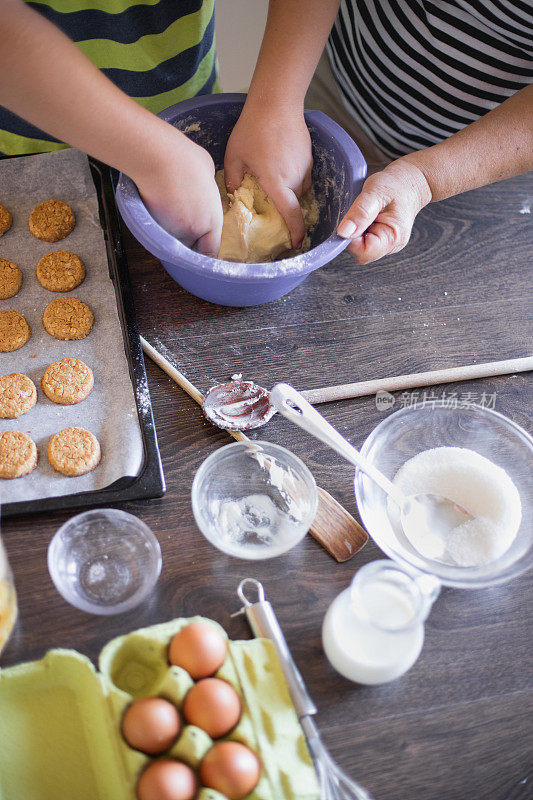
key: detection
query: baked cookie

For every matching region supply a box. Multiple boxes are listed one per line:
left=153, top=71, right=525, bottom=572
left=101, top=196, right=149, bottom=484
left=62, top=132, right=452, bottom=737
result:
left=29, top=200, right=75, bottom=242
left=0, top=259, right=23, bottom=299
left=41, top=358, right=94, bottom=405
left=36, top=251, right=86, bottom=292
left=0, top=431, right=38, bottom=479
left=0, top=373, right=37, bottom=418
left=0, top=310, right=31, bottom=352
left=42, top=297, right=94, bottom=340
left=0, top=203, right=12, bottom=237
left=48, top=427, right=101, bottom=476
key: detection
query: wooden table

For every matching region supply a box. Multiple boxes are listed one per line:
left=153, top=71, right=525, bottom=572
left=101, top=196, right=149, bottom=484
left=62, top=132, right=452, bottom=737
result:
left=2, top=172, right=532, bottom=800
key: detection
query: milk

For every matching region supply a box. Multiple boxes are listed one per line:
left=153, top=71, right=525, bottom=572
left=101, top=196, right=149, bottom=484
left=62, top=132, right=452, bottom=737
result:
left=322, top=561, right=435, bottom=685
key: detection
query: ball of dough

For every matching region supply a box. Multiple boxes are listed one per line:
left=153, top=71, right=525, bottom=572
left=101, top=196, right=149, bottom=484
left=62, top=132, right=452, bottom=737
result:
left=216, top=171, right=318, bottom=264
left=217, top=173, right=291, bottom=263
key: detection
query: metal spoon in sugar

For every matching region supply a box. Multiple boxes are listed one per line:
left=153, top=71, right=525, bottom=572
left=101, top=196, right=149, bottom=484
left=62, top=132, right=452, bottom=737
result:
left=270, top=383, right=473, bottom=559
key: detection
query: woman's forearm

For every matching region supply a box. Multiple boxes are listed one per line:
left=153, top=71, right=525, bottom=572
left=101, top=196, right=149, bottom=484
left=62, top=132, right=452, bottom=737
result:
left=0, top=0, right=188, bottom=181
left=404, top=84, right=533, bottom=202
left=245, top=0, right=340, bottom=112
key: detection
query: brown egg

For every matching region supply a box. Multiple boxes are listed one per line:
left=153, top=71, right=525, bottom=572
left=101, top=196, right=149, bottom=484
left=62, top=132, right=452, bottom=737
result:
left=200, top=741, right=261, bottom=800
left=122, top=697, right=181, bottom=755
left=182, top=678, right=241, bottom=738
left=168, top=622, right=227, bottom=679
left=137, top=759, right=197, bottom=800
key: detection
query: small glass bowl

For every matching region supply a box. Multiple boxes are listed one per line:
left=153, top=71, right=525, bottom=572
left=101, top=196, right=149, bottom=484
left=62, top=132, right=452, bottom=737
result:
left=192, top=441, right=318, bottom=559
left=354, top=402, right=533, bottom=588
left=48, top=509, right=162, bottom=614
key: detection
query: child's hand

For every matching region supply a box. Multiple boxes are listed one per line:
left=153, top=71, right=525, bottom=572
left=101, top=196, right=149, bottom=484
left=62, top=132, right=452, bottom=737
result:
left=135, top=129, right=223, bottom=257
left=338, top=158, right=432, bottom=264
left=224, top=106, right=313, bottom=248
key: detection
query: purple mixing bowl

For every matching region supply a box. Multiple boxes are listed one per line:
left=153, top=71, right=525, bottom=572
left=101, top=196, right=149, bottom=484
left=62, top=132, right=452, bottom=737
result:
left=116, top=93, right=367, bottom=307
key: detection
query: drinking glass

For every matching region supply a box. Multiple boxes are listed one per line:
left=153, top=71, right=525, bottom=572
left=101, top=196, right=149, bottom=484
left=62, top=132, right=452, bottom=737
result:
left=48, top=509, right=162, bottom=615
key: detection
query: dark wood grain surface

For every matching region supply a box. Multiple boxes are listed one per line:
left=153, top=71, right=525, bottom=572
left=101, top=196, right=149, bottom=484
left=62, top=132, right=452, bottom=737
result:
left=2, top=172, right=532, bottom=800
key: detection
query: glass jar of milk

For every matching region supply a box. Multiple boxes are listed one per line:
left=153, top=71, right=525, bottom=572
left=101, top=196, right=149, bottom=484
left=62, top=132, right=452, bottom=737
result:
left=322, top=560, right=439, bottom=685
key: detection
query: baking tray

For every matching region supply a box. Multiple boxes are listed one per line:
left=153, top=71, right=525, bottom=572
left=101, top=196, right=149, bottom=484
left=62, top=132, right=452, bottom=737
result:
left=0, top=157, right=165, bottom=517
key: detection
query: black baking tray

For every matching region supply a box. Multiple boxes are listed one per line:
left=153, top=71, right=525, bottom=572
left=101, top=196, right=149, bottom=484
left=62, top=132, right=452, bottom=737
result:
left=1, top=156, right=165, bottom=517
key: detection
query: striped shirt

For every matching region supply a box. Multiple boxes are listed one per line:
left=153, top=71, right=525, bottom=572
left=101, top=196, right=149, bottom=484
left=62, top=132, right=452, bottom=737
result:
left=0, top=0, right=218, bottom=155
left=327, top=1, right=533, bottom=159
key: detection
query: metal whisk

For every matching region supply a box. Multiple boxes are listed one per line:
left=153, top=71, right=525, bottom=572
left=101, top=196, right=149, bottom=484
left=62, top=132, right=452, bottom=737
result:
left=234, top=579, right=373, bottom=800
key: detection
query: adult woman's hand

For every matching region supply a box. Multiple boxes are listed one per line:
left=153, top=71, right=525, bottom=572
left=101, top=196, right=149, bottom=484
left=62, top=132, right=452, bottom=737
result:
left=340, top=81, right=533, bottom=265
left=337, top=158, right=432, bottom=264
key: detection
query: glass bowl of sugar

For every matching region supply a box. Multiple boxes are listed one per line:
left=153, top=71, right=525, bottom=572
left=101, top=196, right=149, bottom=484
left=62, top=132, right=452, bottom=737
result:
left=354, top=402, right=533, bottom=588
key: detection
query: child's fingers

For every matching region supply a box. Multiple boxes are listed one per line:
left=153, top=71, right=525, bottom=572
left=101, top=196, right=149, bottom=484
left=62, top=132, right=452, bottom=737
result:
left=223, top=157, right=246, bottom=195
left=195, top=222, right=223, bottom=258
left=301, top=166, right=313, bottom=196
left=268, top=185, right=306, bottom=249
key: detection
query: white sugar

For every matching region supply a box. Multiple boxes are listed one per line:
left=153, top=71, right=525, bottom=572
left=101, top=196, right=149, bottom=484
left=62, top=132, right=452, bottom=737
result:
left=391, top=447, right=522, bottom=567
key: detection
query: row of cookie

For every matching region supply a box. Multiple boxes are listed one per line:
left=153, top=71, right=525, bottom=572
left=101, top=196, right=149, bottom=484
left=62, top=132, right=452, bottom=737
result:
left=0, top=298, right=94, bottom=353
left=0, top=200, right=99, bottom=481
left=0, top=427, right=100, bottom=480
left=0, top=252, right=86, bottom=299
left=0, top=199, right=76, bottom=243
left=0, top=360, right=94, bottom=420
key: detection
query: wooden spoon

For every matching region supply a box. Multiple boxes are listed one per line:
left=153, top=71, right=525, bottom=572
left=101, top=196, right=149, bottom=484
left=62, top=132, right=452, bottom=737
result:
left=200, top=356, right=533, bottom=431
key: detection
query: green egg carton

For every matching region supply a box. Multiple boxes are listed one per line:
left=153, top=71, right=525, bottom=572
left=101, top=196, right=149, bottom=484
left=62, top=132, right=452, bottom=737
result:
left=0, top=616, right=320, bottom=800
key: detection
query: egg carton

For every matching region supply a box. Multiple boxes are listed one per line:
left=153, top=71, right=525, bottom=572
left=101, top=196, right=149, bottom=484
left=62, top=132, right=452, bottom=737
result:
left=0, top=616, right=320, bottom=800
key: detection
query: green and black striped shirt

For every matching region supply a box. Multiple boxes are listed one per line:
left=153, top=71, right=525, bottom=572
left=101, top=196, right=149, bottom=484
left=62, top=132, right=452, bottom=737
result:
left=0, top=0, right=219, bottom=155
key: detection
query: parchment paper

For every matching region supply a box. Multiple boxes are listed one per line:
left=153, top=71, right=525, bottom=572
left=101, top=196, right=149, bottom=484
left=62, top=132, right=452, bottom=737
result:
left=0, top=149, right=143, bottom=503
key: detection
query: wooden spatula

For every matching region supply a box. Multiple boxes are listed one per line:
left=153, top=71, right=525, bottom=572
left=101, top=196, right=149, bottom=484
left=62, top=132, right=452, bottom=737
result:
left=311, top=487, right=368, bottom=562
left=141, top=337, right=369, bottom=563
